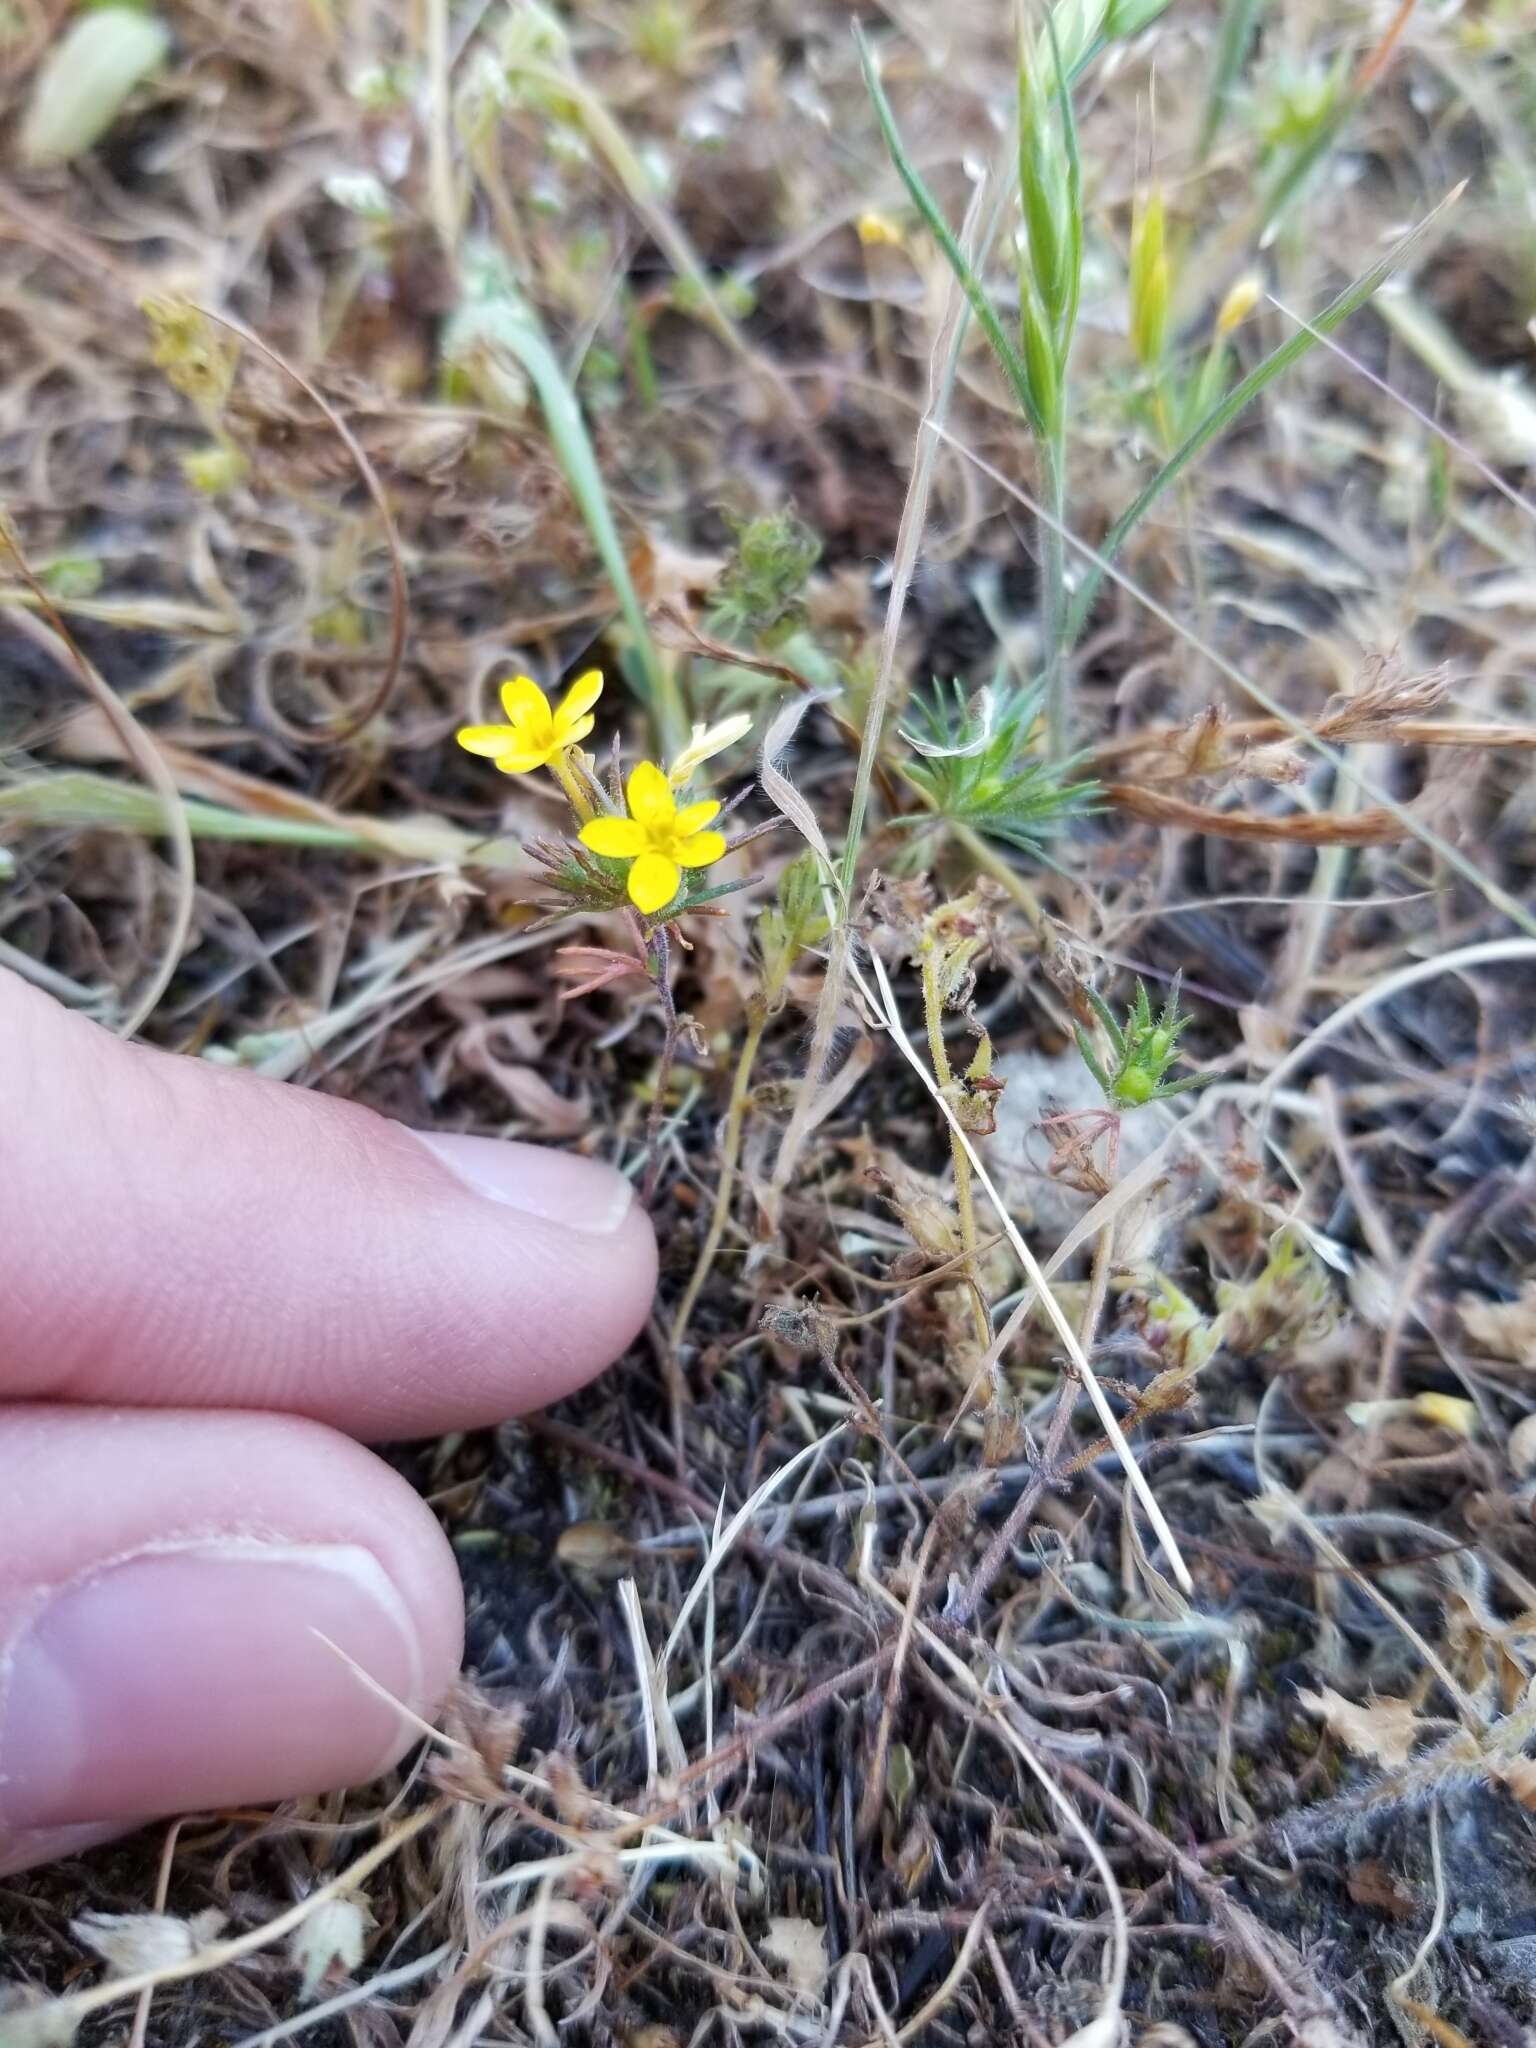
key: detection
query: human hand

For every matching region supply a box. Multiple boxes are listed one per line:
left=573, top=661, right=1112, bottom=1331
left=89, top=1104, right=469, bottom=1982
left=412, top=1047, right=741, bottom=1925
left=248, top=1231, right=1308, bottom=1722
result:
left=0, top=970, right=656, bottom=1874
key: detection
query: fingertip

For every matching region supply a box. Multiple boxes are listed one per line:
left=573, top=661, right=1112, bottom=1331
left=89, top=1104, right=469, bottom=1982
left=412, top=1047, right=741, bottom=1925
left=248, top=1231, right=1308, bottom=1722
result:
left=405, top=1129, right=659, bottom=1411
left=0, top=965, right=658, bottom=1435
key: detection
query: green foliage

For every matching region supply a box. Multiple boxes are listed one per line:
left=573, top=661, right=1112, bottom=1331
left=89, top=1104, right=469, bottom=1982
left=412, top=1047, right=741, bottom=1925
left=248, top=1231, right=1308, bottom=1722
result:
left=707, top=507, right=823, bottom=643
left=897, top=681, right=1097, bottom=858
left=1074, top=975, right=1207, bottom=1108
left=629, top=0, right=692, bottom=72
left=1198, top=0, right=1268, bottom=160
left=443, top=242, right=683, bottom=753
left=758, top=852, right=831, bottom=982
left=1064, top=189, right=1461, bottom=641
left=143, top=297, right=239, bottom=412
left=1255, top=53, right=1352, bottom=236
left=1016, top=16, right=1081, bottom=365
left=180, top=444, right=248, bottom=496
left=39, top=554, right=104, bottom=599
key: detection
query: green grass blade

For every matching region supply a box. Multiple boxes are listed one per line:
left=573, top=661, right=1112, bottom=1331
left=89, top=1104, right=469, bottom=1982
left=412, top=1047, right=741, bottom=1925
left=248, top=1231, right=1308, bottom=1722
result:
left=858, top=27, right=1044, bottom=439
left=1197, top=0, right=1267, bottom=162
left=445, top=248, right=687, bottom=756
left=1063, top=182, right=1464, bottom=644
left=0, top=771, right=524, bottom=866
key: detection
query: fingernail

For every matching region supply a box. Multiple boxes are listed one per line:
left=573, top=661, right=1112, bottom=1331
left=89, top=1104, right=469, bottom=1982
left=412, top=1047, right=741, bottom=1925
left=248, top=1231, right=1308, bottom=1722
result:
left=0, top=1544, right=424, bottom=1834
left=409, top=1131, right=636, bottom=1235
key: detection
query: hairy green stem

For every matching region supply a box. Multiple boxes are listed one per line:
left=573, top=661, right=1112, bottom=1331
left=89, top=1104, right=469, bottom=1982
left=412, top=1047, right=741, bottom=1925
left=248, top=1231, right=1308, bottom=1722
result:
left=1039, top=429, right=1070, bottom=760
left=919, top=952, right=991, bottom=1358
left=670, top=1000, right=770, bottom=1352
left=948, top=822, right=1047, bottom=933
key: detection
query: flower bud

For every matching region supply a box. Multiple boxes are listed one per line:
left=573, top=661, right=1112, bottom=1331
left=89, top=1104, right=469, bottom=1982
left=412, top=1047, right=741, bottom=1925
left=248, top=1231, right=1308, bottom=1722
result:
left=1215, top=272, right=1264, bottom=337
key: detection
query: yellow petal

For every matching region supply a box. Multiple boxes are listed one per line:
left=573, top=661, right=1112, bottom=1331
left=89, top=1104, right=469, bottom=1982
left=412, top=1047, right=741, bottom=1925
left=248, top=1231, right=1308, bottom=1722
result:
left=579, top=816, right=648, bottom=858
left=673, top=797, right=722, bottom=836
left=667, top=712, right=753, bottom=786
left=626, top=759, right=675, bottom=831
left=628, top=851, right=681, bottom=915
left=500, top=674, right=554, bottom=740
left=494, top=747, right=554, bottom=775
left=559, top=713, right=595, bottom=749
left=1412, top=1391, right=1477, bottom=1437
left=555, top=667, right=604, bottom=729
left=457, top=723, right=517, bottom=757
left=674, top=829, right=726, bottom=868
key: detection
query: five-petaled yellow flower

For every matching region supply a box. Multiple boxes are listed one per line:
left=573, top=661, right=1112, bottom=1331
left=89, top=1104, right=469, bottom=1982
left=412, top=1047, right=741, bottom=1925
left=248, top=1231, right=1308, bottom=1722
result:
left=579, top=760, right=727, bottom=916
left=457, top=670, right=603, bottom=774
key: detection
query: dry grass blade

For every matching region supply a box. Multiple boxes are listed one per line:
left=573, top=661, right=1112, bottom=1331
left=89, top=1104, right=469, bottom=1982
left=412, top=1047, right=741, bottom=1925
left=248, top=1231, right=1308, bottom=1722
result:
left=1104, top=782, right=1433, bottom=843
left=1262, top=937, right=1536, bottom=1100
left=0, top=555, right=194, bottom=1037
left=928, top=418, right=1536, bottom=938
left=0, top=1804, right=449, bottom=2046
left=658, top=1433, right=833, bottom=1673
left=194, top=306, right=407, bottom=747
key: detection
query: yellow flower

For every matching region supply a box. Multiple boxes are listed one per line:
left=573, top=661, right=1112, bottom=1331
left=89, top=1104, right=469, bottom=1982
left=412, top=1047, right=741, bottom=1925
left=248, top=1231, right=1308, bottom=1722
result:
left=667, top=711, right=753, bottom=787
left=855, top=210, right=904, bottom=248
left=579, top=759, right=727, bottom=916
left=457, top=669, right=603, bottom=774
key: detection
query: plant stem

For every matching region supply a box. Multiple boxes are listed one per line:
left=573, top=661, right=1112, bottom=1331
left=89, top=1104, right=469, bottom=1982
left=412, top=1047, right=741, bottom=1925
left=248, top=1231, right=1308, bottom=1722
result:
left=948, top=822, right=1047, bottom=933
left=423, top=0, right=456, bottom=252
left=641, top=921, right=678, bottom=1206
left=669, top=999, right=769, bottom=1351
left=1039, top=426, right=1070, bottom=761
left=919, top=951, right=991, bottom=1359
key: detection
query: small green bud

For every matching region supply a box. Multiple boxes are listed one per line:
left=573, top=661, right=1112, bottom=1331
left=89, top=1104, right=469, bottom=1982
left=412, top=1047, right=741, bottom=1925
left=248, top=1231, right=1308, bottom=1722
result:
left=180, top=444, right=248, bottom=495
left=41, top=554, right=104, bottom=599
left=1018, top=122, right=1069, bottom=329
left=144, top=299, right=239, bottom=410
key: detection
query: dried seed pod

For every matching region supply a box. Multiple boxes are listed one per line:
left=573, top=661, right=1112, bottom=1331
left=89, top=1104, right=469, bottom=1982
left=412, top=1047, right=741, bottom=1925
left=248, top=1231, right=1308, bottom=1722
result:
left=554, top=1520, right=635, bottom=1577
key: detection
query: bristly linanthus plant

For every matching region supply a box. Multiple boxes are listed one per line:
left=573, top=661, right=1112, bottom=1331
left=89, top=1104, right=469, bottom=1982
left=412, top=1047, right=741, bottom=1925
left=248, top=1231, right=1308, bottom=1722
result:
left=1075, top=973, right=1208, bottom=1107
left=897, top=678, right=1098, bottom=860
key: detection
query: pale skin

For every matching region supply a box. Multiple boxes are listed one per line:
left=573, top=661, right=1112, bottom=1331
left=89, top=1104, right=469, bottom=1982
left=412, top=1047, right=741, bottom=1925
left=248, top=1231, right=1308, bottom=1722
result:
left=0, top=969, right=657, bottom=1876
